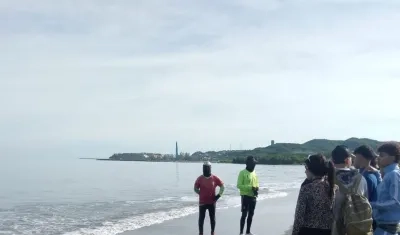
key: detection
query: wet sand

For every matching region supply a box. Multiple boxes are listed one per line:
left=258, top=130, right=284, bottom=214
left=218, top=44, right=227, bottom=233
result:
left=119, top=189, right=298, bottom=235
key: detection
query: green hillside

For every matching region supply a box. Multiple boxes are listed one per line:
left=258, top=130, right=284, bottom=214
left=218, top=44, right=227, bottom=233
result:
left=191, top=137, right=382, bottom=164
left=107, top=137, right=384, bottom=165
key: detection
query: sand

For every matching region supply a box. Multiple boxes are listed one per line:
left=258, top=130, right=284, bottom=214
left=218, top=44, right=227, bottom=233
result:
left=119, top=189, right=298, bottom=235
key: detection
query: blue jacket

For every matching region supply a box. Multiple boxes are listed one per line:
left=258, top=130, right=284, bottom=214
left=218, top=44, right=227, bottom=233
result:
left=372, top=163, right=400, bottom=224
left=360, top=168, right=382, bottom=202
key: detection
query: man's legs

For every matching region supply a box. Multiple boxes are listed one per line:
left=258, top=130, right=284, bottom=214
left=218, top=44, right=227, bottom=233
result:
left=240, top=196, right=249, bottom=234
left=208, top=204, right=216, bottom=233
left=198, top=205, right=207, bottom=235
left=246, top=197, right=256, bottom=234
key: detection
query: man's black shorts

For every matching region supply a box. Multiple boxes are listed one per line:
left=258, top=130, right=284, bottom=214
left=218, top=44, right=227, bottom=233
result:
left=241, top=195, right=256, bottom=213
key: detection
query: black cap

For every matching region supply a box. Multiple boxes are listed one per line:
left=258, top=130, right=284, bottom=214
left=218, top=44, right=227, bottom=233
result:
left=246, top=156, right=257, bottom=163
left=332, top=145, right=351, bottom=164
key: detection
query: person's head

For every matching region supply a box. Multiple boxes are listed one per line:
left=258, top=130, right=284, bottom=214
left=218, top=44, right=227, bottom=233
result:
left=304, top=153, right=335, bottom=199
left=377, top=142, right=400, bottom=168
left=331, top=145, right=352, bottom=167
left=354, top=145, right=378, bottom=169
left=245, top=156, right=257, bottom=172
left=203, top=161, right=212, bottom=177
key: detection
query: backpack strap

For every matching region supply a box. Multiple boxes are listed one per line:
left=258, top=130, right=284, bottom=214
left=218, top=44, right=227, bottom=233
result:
left=352, top=173, right=363, bottom=193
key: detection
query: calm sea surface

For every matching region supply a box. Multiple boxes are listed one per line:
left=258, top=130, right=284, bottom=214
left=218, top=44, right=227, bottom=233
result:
left=0, top=158, right=305, bottom=235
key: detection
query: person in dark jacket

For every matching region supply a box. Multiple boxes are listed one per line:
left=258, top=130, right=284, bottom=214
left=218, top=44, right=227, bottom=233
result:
left=354, top=145, right=383, bottom=231
left=354, top=145, right=382, bottom=202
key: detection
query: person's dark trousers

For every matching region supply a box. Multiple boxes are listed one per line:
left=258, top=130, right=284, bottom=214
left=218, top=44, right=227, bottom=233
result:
left=198, top=204, right=216, bottom=234
left=299, top=227, right=331, bottom=235
left=240, top=195, right=257, bottom=234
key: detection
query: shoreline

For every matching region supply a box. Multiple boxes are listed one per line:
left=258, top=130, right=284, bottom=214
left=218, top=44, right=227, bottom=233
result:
left=118, top=189, right=299, bottom=235
left=81, top=158, right=303, bottom=165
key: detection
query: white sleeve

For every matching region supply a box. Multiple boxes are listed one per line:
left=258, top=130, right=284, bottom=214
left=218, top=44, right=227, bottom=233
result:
left=358, top=177, right=368, bottom=197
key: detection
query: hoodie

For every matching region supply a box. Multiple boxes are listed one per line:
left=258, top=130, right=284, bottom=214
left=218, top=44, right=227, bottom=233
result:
left=331, top=168, right=369, bottom=235
left=360, top=168, right=382, bottom=202
left=333, top=168, right=368, bottom=219
left=371, top=163, right=400, bottom=225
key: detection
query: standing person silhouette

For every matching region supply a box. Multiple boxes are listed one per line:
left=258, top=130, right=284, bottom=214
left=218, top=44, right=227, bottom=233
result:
left=237, top=156, right=259, bottom=235
left=194, top=161, right=225, bottom=235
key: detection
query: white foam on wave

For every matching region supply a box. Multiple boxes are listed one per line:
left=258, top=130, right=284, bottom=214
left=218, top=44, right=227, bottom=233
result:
left=179, top=196, right=198, bottom=202
left=63, top=206, right=198, bottom=235
left=149, top=196, right=175, bottom=202
left=64, top=190, right=289, bottom=235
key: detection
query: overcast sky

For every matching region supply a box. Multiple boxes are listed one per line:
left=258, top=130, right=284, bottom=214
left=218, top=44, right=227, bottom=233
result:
left=1, top=0, right=400, bottom=158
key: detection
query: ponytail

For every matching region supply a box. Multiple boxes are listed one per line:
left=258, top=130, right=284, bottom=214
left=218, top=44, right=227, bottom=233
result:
left=326, top=160, right=335, bottom=200
left=371, top=155, right=378, bottom=169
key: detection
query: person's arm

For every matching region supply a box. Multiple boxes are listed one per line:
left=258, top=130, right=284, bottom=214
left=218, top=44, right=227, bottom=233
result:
left=194, top=177, right=200, bottom=194
left=366, top=166, right=383, bottom=184
left=255, top=173, right=259, bottom=189
left=237, top=171, right=252, bottom=191
left=292, top=187, right=307, bottom=235
left=215, top=176, right=225, bottom=196
left=371, top=172, right=400, bottom=211
left=364, top=174, right=377, bottom=200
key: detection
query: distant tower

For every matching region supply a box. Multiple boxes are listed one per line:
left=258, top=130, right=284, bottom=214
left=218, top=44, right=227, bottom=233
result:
left=271, top=140, right=275, bottom=145
left=175, top=141, right=179, bottom=158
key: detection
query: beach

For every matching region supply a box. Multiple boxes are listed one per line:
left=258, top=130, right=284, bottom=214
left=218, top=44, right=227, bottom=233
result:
left=119, top=189, right=298, bottom=235
left=2, top=160, right=303, bottom=235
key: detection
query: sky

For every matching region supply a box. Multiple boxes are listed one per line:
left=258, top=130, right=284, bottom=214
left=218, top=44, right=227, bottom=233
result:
left=1, top=0, right=400, bottom=158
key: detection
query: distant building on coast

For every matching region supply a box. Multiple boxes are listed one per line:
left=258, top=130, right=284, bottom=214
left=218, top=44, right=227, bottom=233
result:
left=271, top=140, right=275, bottom=145
left=175, top=141, right=179, bottom=158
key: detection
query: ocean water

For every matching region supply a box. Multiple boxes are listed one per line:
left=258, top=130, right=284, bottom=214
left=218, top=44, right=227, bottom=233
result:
left=0, top=158, right=305, bottom=235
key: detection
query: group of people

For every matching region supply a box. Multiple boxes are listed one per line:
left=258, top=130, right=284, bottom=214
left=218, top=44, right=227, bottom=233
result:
left=193, top=156, right=259, bottom=235
left=192, top=142, right=400, bottom=235
left=293, top=142, right=400, bottom=235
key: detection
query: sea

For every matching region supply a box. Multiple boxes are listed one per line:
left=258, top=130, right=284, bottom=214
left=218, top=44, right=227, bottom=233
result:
left=0, top=157, right=305, bottom=235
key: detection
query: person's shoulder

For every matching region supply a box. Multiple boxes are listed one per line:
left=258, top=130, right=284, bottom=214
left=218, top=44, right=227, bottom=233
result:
left=196, top=175, right=204, bottom=181
left=239, top=169, right=246, bottom=175
left=364, top=172, right=378, bottom=183
left=299, top=183, right=312, bottom=196
left=385, top=170, right=400, bottom=181
left=212, top=174, right=222, bottom=180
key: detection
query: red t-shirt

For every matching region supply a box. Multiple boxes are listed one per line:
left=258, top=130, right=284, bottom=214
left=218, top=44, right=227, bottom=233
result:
left=194, top=175, right=223, bottom=205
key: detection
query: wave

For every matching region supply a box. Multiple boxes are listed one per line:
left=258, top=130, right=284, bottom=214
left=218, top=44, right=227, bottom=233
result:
left=63, top=206, right=198, bottom=235
left=148, top=197, right=175, bottom=202
left=63, top=190, right=289, bottom=235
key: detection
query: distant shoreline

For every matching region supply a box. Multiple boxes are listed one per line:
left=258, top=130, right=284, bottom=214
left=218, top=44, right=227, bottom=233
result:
left=95, top=137, right=382, bottom=165
left=80, top=158, right=302, bottom=165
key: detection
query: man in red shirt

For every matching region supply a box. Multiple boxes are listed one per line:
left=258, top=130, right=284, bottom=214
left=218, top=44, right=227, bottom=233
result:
left=194, top=161, right=225, bottom=235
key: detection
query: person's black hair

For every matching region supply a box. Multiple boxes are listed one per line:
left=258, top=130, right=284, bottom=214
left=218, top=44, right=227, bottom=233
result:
left=305, top=153, right=335, bottom=199
left=354, top=145, right=379, bottom=168
left=331, top=145, right=351, bottom=164
left=246, top=155, right=257, bottom=163
left=377, top=142, right=400, bottom=163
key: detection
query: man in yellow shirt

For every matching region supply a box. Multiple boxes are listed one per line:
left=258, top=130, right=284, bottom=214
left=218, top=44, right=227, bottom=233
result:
left=237, top=156, right=259, bottom=235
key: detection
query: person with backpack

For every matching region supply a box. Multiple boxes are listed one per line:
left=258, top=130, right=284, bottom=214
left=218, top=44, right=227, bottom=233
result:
left=372, top=142, right=400, bottom=235
left=331, top=145, right=373, bottom=235
left=292, top=154, right=336, bottom=235
left=194, top=161, right=225, bottom=235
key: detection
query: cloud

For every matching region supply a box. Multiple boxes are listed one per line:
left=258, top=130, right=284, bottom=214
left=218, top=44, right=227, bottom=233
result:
left=1, top=0, right=400, bottom=157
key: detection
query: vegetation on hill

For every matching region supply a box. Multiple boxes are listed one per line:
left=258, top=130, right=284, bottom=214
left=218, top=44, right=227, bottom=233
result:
left=105, top=137, right=384, bottom=165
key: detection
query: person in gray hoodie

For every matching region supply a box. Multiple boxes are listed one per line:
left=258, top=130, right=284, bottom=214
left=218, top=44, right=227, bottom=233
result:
left=331, top=145, right=369, bottom=235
